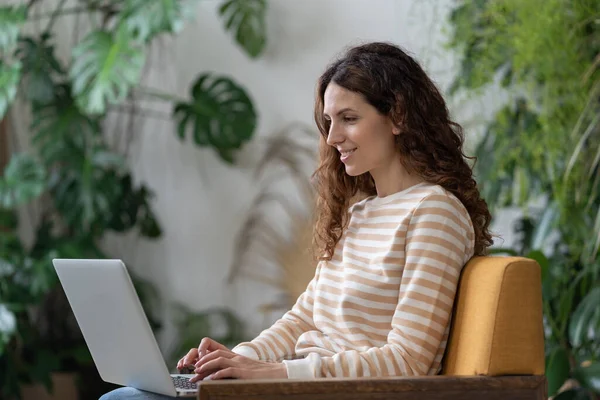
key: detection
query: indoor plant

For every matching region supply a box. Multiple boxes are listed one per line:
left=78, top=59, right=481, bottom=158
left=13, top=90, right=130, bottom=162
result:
left=448, top=0, right=600, bottom=398
left=0, top=0, right=268, bottom=398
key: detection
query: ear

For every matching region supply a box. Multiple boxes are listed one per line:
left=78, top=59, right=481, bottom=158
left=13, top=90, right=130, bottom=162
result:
left=392, top=126, right=400, bottom=135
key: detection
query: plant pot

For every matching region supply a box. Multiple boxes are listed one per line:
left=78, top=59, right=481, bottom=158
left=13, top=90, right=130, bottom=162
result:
left=20, top=372, right=79, bottom=400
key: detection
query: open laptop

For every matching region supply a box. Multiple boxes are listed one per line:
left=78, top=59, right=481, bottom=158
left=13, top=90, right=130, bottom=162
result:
left=53, top=259, right=198, bottom=397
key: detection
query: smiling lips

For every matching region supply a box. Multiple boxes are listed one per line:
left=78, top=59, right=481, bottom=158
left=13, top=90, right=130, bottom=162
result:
left=339, top=148, right=357, bottom=162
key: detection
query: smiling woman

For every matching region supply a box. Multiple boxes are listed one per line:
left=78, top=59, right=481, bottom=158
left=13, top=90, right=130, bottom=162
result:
left=100, top=41, right=493, bottom=399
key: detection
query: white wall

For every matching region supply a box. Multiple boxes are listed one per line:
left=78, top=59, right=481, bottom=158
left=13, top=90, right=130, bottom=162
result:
left=8, top=0, right=517, bottom=355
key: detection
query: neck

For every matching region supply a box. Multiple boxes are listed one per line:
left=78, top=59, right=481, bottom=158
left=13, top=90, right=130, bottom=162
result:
left=370, top=157, right=424, bottom=197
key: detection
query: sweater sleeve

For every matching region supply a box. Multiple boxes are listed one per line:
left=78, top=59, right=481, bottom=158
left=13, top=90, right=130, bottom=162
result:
left=232, top=262, right=323, bottom=362
left=282, top=194, right=474, bottom=378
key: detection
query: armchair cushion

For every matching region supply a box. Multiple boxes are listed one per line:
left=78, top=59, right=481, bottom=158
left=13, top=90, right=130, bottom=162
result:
left=442, top=256, right=545, bottom=376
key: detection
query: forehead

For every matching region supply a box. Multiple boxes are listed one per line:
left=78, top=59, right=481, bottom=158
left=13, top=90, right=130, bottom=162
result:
left=323, top=83, right=365, bottom=113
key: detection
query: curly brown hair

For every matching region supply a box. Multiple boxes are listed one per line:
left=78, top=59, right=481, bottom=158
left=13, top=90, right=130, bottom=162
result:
left=312, top=42, right=493, bottom=260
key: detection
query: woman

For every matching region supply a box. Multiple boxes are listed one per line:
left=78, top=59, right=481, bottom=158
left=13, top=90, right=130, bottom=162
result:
left=101, top=41, right=492, bottom=399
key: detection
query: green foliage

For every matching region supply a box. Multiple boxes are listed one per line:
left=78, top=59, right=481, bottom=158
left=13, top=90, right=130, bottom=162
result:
left=70, top=29, right=145, bottom=115
left=448, top=0, right=600, bottom=397
left=0, top=5, right=27, bottom=52
left=16, top=34, right=64, bottom=104
left=0, top=154, right=46, bottom=209
left=0, top=0, right=269, bottom=397
left=174, top=73, right=257, bottom=163
left=0, top=60, right=21, bottom=119
left=218, top=0, right=267, bottom=58
left=119, top=0, right=198, bottom=42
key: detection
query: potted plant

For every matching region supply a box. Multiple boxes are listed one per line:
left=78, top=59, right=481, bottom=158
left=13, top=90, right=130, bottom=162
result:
left=447, top=1, right=600, bottom=398
left=0, top=0, right=269, bottom=398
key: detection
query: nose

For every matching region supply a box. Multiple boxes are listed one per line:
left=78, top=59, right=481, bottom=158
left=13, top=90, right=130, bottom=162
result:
left=326, top=122, right=344, bottom=147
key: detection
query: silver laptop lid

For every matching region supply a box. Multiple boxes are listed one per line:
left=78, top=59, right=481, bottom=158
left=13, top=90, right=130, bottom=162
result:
left=53, top=259, right=178, bottom=397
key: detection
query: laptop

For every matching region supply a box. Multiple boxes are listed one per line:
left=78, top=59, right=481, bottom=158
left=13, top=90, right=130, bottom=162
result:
left=53, top=258, right=198, bottom=397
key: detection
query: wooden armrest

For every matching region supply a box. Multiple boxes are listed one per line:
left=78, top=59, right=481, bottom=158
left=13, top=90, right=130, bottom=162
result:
left=197, top=375, right=547, bottom=400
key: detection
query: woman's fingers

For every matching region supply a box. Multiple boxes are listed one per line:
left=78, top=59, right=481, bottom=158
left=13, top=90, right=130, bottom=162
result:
left=190, top=356, right=235, bottom=382
left=194, top=349, right=235, bottom=369
left=211, top=367, right=241, bottom=380
left=181, top=348, right=199, bottom=368
left=198, top=337, right=229, bottom=359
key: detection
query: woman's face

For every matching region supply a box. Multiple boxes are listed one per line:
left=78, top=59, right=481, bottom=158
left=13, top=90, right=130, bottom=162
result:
left=323, top=82, right=399, bottom=177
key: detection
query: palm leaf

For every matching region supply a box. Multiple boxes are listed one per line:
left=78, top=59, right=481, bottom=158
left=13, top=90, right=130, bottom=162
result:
left=119, top=0, right=198, bottom=42
left=0, top=61, right=20, bottom=119
left=0, top=153, right=46, bottom=209
left=16, top=34, right=65, bottom=104
left=218, top=0, right=267, bottom=58
left=69, top=29, right=145, bottom=115
left=0, top=5, right=26, bottom=51
left=173, top=73, right=257, bottom=163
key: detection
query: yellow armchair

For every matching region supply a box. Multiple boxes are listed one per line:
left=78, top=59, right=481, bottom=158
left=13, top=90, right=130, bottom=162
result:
left=197, top=256, right=547, bottom=400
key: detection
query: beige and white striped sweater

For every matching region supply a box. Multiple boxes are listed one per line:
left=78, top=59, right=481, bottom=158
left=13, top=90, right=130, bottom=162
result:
left=233, top=182, right=475, bottom=379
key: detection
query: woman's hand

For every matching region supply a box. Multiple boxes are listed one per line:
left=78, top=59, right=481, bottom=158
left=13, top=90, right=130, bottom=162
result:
left=176, top=337, right=231, bottom=371
left=190, top=349, right=288, bottom=382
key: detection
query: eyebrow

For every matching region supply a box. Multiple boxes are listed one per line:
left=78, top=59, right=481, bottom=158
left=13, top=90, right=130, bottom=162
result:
left=323, top=107, right=356, bottom=118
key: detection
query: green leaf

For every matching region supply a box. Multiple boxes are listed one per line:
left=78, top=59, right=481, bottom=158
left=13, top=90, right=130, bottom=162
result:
left=0, top=60, right=21, bottom=119
left=0, top=153, right=46, bottom=209
left=574, top=362, right=600, bottom=394
left=0, top=5, right=27, bottom=51
left=218, top=0, right=267, bottom=58
left=546, top=346, right=572, bottom=396
left=554, top=388, right=594, bottom=400
left=569, top=287, right=600, bottom=348
left=173, top=73, right=257, bottom=163
left=0, top=304, right=16, bottom=352
left=70, top=29, right=145, bottom=114
left=119, top=0, right=198, bottom=42
left=31, top=84, right=101, bottom=165
left=16, top=34, right=65, bottom=104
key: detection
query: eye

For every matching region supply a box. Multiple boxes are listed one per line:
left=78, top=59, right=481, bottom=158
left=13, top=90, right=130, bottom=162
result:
left=343, top=116, right=358, bottom=123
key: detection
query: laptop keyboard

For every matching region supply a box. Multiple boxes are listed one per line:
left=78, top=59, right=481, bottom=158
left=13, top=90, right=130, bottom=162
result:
left=172, top=376, right=198, bottom=390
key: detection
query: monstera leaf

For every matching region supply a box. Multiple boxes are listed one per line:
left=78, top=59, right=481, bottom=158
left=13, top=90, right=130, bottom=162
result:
left=173, top=73, right=257, bottom=163
left=0, top=153, right=46, bottom=209
left=17, top=34, right=65, bottom=104
left=31, top=84, right=101, bottom=165
left=218, top=0, right=267, bottom=58
left=0, top=5, right=26, bottom=51
left=0, top=61, right=20, bottom=119
left=119, top=0, right=198, bottom=42
left=69, top=29, right=145, bottom=114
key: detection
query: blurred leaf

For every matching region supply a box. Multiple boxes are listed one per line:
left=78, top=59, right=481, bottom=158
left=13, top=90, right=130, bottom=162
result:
left=218, top=0, right=267, bottom=58
left=554, top=387, right=594, bottom=400
left=0, top=153, right=46, bottom=209
left=28, top=349, right=60, bottom=392
left=31, top=84, right=101, bottom=165
left=119, top=0, right=198, bottom=42
left=0, top=209, right=17, bottom=230
left=526, top=249, right=549, bottom=283
left=0, top=304, right=16, bottom=352
left=70, top=29, right=145, bottom=114
left=547, top=346, right=572, bottom=396
left=173, top=73, right=257, bottom=163
left=531, top=202, right=558, bottom=250
left=16, top=33, right=64, bottom=104
left=569, top=287, right=600, bottom=348
left=574, top=361, right=600, bottom=394
left=0, top=60, right=21, bottom=119
left=0, top=5, right=26, bottom=51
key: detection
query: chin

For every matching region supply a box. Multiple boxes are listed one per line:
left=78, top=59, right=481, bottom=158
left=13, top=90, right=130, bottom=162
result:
left=343, top=165, right=366, bottom=177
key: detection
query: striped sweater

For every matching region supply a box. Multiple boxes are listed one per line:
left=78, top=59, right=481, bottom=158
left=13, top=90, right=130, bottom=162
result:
left=233, top=182, right=475, bottom=379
